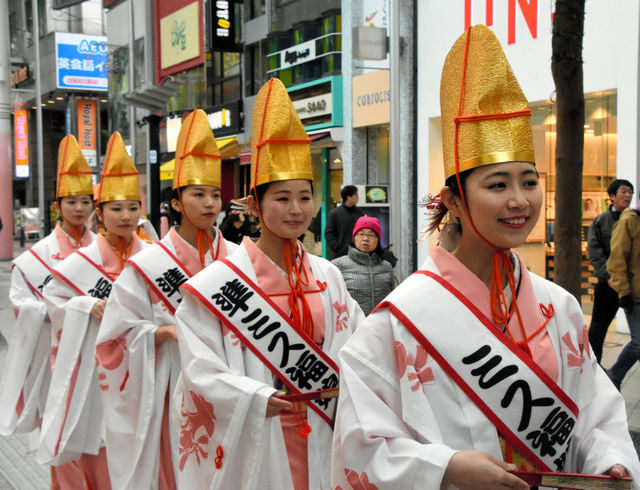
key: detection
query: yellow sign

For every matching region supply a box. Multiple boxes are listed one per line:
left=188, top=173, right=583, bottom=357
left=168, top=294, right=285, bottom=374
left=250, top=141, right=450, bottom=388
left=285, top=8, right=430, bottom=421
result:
left=352, top=70, right=390, bottom=128
left=160, top=1, right=200, bottom=70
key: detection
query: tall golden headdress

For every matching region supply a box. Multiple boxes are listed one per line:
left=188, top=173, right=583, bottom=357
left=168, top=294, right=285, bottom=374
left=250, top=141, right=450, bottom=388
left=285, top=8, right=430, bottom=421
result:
left=56, top=135, right=93, bottom=199
left=440, top=24, right=534, bottom=180
left=251, top=78, right=312, bottom=189
left=174, top=109, right=221, bottom=189
left=99, top=131, right=140, bottom=203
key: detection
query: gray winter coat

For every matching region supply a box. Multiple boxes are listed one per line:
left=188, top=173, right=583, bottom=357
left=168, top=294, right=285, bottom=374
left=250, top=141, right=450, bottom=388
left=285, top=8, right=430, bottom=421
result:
left=332, top=246, right=395, bottom=315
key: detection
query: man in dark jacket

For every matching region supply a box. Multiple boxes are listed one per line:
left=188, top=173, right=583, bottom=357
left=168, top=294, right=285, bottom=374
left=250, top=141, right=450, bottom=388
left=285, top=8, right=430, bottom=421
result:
left=587, top=179, right=634, bottom=363
left=325, top=185, right=364, bottom=258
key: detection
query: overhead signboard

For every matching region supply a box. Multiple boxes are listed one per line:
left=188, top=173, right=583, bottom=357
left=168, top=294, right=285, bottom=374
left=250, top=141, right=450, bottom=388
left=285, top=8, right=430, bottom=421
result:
left=210, top=0, right=239, bottom=52
left=14, top=110, right=29, bottom=178
left=352, top=70, right=390, bottom=128
left=55, top=33, right=108, bottom=91
left=155, top=0, right=205, bottom=84
left=77, top=99, right=98, bottom=167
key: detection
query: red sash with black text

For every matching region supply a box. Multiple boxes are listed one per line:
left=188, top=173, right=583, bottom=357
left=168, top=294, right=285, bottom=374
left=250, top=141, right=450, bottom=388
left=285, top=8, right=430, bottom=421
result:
left=51, top=251, right=114, bottom=300
left=378, top=270, right=579, bottom=472
left=128, top=241, right=191, bottom=315
left=181, top=257, right=339, bottom=426
left=13, top=249, right=56, bottom=299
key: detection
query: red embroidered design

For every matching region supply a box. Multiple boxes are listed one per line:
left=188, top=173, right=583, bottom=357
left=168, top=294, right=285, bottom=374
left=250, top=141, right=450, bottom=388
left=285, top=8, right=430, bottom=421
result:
left=561, top=332, right=585, bottom=371
left=179, top=391, right=216, bottom=471
left=222, top=324, right=246, bottom=350
left=214, top=445, right=223, bottom=469
left=50, top=330, right=62, bottom=369
left=395, top=342, right=435, bottom=391
left=51, top=253, right=62, bottom=260
left=95, top=338, right=129, bottom=391
left=333, top=301, right=349, bottom=332
left=344, top=469, right=378, bottom=490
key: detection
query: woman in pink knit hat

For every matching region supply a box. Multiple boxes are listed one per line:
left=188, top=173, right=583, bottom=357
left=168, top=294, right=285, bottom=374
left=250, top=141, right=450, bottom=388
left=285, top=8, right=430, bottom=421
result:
left=332, top=216, right=395, bottom=315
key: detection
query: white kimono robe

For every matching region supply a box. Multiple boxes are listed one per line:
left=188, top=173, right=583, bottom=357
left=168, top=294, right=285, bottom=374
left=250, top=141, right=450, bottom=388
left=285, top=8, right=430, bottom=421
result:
left=38, top=234, right=147, bottom=466
left=95, top=228, right=237, bottom=490
left=332, top=247, right=640, bottom=489
left=0, top=224, right=94, bottom=436
left=174, top=238, right=365, bottom=490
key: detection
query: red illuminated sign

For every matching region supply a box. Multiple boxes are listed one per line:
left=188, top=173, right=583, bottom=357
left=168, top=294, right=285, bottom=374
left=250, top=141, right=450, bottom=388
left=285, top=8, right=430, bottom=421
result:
left=465, top=0, right=538, bottom=45
left=14, top=110, right=29, bottom=178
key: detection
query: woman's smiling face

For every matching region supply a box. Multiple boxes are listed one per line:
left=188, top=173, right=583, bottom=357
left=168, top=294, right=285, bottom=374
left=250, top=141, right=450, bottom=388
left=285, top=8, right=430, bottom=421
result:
left=449, top=161, right=542, bottom=252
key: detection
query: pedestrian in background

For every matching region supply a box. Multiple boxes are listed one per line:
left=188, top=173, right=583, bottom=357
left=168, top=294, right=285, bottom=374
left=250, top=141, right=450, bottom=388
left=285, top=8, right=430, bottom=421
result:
left=324, top=185, right=364, bottom=258
left=587, top=179, right=634, bottom=363
left=606, top=200, right=640, bottom=391
left=332, top=216, right=395, bottom=315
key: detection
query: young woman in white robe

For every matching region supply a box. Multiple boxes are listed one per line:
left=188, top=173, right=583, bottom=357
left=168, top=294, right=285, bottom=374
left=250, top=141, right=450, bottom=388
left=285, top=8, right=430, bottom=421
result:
left=0, top=135, right=96, bottom=489
left=331, top=25, right=640, bottom=490
left=173, top=78, right=365, bottom=489
left=95, top=109, right=238, bottom=490
left=39, top=131, right=146, bottom=490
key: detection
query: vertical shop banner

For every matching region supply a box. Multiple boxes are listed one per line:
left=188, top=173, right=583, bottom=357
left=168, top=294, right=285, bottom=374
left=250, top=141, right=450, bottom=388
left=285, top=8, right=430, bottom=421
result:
left=14, top=110, right=29, bottom=178
left=210, top=0, right=239, bottom=52
left=55, top=33, right=108, bottom=91
left=77, top=99, right=98, bottom=167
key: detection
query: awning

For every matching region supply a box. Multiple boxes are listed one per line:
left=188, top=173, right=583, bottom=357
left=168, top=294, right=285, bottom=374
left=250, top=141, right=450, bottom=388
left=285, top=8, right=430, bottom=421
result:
left=122, top=77, right=187, bottom=112
left=308, top=131, right=332, bottom=147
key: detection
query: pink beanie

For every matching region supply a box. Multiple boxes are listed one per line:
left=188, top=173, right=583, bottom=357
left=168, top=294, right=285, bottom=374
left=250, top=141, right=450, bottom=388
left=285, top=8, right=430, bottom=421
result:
left=353, top=216, right=382, bottom=240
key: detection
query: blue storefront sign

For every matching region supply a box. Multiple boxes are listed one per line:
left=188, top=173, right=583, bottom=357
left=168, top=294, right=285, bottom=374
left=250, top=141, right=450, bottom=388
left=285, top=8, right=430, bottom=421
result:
left=55, top=33, right=108, bottom=91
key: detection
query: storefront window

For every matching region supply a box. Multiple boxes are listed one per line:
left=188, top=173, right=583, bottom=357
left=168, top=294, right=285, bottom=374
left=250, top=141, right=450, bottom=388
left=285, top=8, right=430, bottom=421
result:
left=531, top=92, right=617, bottom=243
left=208, top=52, right=241, bottom=105
left=244, top=0, right=266, bottom=22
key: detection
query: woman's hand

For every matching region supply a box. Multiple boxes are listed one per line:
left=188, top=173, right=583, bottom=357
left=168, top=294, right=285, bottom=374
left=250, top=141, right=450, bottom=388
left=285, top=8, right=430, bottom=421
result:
left=441, top=451, right=530, bottom=489
left=607, top=464, right=629, bottom=479
left=155, top=324, right=178, bottom=344
left=266, top=391, right=292, bottom=418
left=90, top=300, right=106, bottom=322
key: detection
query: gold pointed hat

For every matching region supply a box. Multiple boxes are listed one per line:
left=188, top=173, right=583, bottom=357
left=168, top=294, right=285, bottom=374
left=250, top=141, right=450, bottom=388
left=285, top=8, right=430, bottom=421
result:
left=251, top=77, right=312, bottom=189
left=174, top=109, right=221, bottom=189
left=99, top=131, right=140, bottom=203
left=56, top=135, right=93, bottom=199
left=440, top=24, right=534, bottom=180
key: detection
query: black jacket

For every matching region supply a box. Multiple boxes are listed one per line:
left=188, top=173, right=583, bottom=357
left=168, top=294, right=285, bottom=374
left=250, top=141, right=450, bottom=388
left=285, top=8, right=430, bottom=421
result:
left=324, top=204, right=364, bottom=258
left=587, top=206, right=623, bottom=282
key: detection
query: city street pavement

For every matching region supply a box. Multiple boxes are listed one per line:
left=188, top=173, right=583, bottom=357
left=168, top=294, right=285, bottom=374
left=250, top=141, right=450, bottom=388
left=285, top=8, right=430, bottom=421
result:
left=0, top=240, right=638, bottom=488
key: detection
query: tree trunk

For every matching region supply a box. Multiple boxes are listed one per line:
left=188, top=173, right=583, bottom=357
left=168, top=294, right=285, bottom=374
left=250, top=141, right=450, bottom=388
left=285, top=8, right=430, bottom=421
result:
left=551, top=0, right=586, bottom=302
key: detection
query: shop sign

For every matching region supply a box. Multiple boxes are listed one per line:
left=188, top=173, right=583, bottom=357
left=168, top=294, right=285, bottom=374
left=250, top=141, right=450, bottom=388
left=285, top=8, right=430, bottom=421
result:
left=352, top=70, right=390, bottom=128
left=160, top=1, right=201, bottom=70
left=77, top=99, right=98, bottom=167
left=292, top=94, right=332, bottom=121
left=55, top=33, right=108, bottom=91
left=211, top=0, right=239, bottom=52
left=11, top=65, right=29, bottom=88
left=280, top=39, right=317, bottom=69
left=465, top=0, right=538, bottom=45
left=204, top=101, right=242, bottom=136
left=155, top=0, right=204, bottom=84
left=14, top=110, right=29, bottom=178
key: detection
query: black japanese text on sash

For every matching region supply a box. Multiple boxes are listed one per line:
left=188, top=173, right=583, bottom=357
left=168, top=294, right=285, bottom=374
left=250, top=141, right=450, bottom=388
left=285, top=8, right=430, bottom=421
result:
left=51, top=251, right=114, bottom=300
left=181, top=258, right=339, bottom=426
left=379, top=270, right=579, bottom=472
left=128, top=242, right=191, bottom=315
left=14, top=249, right=56, bottom=299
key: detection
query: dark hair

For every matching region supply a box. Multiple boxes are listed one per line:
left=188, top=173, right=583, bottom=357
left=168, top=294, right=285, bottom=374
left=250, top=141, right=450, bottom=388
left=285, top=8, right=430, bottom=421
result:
left=608, top=179, right=634, bottom=197
left=252, top=180, right=314, bottom=204
left=341, top=185, right=358, bottom=203
left=168, top=186, right=198, bottom=225
left=425, top=171, right=472, bottom=235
